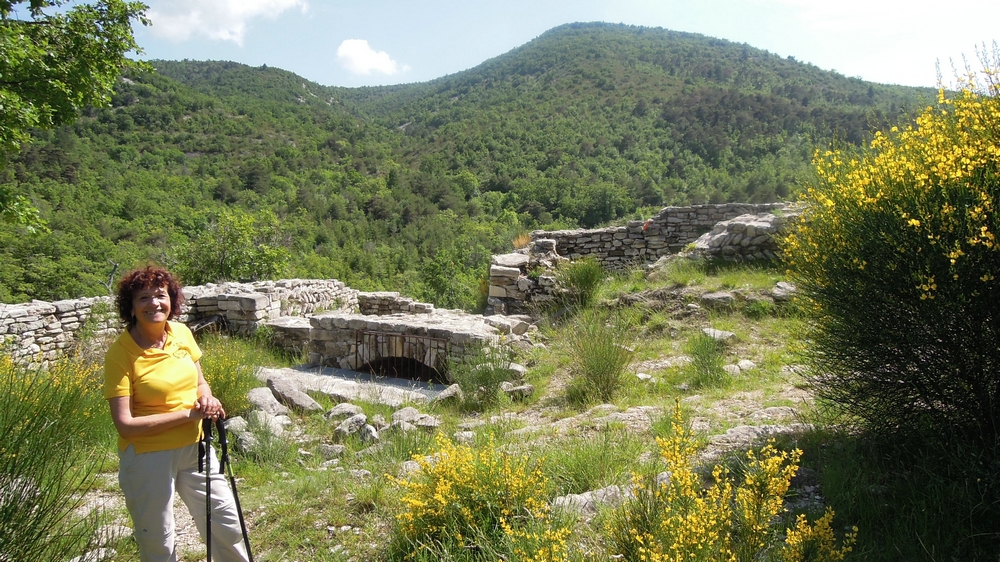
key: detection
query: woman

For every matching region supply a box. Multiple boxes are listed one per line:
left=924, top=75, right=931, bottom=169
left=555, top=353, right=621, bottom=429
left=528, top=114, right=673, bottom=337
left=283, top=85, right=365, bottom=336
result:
left=104, top=266, right=249, bottom=562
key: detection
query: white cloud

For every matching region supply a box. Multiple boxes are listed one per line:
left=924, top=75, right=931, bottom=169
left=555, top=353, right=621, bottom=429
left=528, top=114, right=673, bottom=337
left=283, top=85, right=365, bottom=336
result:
left=337, top=39, right=406, bottom=75
left=147, top=0, right=308, bottom=46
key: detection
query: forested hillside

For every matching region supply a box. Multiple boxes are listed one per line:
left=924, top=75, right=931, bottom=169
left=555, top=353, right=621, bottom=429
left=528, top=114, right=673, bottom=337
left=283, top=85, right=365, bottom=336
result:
left=0, top=22, right=934, bottom=306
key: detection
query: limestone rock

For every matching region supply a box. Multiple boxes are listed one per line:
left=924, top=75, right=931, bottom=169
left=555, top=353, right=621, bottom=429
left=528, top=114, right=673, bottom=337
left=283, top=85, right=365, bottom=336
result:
left=267, top=377, right=322, bottom=413
left=700, top=292, right=735, bottom=308
left=431, top=383, right=464, bottom=404
left=247, top=387, right=289, bottom=416
left=326, top=403, right=364, bottom=420
left=492, top=253, right=530, bottom=269
left=335, top=413, right=368, bottom=438
left=772, top=281, right=797, bottom=302
left=500, top=381, right=534, bottom=400
left=318, top=444, right=346, bottom=459
left=703, top=328, right=737, bottom=342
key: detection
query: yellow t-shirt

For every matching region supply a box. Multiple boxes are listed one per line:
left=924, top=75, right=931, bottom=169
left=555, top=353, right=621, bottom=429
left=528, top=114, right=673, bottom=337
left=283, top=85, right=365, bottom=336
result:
left=104, top=321, right=203, bottom=453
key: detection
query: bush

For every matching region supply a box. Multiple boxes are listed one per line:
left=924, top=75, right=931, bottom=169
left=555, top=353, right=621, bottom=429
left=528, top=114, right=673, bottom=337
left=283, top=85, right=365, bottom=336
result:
left=566, top=309, right=638, bottom=405
left=557, top=257, right=606, bottom=308
left=447, top=340, right=516, bottom=410
left=782, top=84, right=1000, bottom=443
left=605, top=408, right=856, bottom=562
left=684, top=333, right=728, bottom=389
left=388, top=434, right=572, bottom=560
left=0, top=355, right=112, bottom=560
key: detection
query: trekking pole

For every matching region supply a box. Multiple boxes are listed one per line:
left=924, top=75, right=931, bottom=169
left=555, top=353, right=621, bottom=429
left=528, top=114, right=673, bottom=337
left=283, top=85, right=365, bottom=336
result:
left=215, top=417, right=255, bottom=562
left=201, top=418, right=214, bottom=562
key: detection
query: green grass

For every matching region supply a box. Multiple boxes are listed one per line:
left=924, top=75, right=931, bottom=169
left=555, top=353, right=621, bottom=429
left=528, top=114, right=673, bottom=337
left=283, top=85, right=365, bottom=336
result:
left=16, top=260, right=994, bottom=562
left=565, top=309, right=639, bottom=405
left=198, top=328, right=295, bottom=417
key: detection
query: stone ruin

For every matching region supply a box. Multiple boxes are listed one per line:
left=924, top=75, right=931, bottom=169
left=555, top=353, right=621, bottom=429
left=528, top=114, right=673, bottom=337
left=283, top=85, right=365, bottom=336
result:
left=487, top=203, right=795, bottom=315
left=2, top=202, right=795, bottom=374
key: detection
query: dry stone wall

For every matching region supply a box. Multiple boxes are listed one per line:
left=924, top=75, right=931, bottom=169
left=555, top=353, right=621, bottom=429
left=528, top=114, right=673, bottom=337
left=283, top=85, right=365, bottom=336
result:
left=488, top=203, right=793, bottom=315
left=1, top=278, right=446, bottom=366
left=531, top=203, right=787, bottom=268
left=0, top=297, right=117, bottom=364
left=307, top=308, right=500, bottom=371
left=183, top=279, right=359, bottom=333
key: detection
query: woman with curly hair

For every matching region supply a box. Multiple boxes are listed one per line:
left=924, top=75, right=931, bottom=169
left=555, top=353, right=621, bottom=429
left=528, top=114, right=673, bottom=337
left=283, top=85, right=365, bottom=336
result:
left=104, top=266, right=249, bottom=562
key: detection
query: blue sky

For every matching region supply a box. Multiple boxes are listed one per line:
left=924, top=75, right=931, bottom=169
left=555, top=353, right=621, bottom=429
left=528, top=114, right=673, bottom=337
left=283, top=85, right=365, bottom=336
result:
left=133, top=0, right=1000, bottom=89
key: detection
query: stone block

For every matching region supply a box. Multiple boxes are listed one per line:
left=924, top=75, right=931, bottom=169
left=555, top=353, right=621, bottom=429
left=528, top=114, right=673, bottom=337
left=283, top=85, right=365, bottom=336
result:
left=488, top=285, right=507, bottom=298
left=489, top=265, right=521, bottom=279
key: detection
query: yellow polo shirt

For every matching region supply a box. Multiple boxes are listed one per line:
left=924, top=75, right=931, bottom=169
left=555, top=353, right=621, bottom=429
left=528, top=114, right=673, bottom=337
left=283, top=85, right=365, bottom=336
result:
left=104, top=321, right=203, bottom=453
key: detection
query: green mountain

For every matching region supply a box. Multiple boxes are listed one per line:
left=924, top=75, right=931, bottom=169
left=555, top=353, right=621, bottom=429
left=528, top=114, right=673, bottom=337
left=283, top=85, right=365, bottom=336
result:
left=0, top=22, right=934, bottom=305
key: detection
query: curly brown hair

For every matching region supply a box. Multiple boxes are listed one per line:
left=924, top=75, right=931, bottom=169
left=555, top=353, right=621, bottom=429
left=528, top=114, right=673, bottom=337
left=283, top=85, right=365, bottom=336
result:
left=116, top=266, right=184, bottom=328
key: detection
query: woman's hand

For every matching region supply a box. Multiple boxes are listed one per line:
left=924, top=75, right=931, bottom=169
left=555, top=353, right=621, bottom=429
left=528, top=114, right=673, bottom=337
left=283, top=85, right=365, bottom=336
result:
left=194, top=394, right=226, bottom=420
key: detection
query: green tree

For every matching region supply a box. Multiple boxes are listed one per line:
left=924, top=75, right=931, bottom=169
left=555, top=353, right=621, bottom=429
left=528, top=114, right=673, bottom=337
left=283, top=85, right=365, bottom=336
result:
left=1, top=0, right=148, bottom=227
left=178, top=209, right=290, bottom=285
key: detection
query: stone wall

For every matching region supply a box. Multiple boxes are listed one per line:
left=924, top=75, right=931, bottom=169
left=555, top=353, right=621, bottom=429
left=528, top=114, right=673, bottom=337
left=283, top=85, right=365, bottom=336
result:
left=530, top=203, right=787, bottom=268
left=307, top=309, right=499, bottom=371
left=488, top=203, right=793, bottom=315
left=691, top=209, right=800, bottom=260
left=183, top=279, right=359, bottom=334
left=1, top=279, right=361, bottom=362
left=0, top=297, right=116, bottom=364
left=357, top=292, right=435, bottom=316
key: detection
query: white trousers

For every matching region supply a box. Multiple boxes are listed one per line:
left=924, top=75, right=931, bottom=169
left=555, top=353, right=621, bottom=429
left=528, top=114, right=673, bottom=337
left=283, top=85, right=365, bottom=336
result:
left=118, top=443, right=250, bottom=562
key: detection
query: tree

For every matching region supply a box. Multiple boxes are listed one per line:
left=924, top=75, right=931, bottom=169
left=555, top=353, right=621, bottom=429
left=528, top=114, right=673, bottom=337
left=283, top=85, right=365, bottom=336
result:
left=1, top=0, right=148, bottom=227
left=178, top=209, right=290, bottom=285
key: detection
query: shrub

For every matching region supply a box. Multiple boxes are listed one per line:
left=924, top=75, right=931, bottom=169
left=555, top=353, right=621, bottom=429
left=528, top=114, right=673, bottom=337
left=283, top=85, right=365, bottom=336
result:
left=782, top=83, right=1000, bottom=443
left=566, top=309, right=638, bottom=404
left=447, top=340, right=516, bottom=411
left=684, top=333, right=728, bottom=389
left=0, top=355, right=111, bottom=560
left=605, top=408, right=856, bottom=562
left=388, top=433, right=572, bottom=560
left=557, top=257, right=606, bottom=308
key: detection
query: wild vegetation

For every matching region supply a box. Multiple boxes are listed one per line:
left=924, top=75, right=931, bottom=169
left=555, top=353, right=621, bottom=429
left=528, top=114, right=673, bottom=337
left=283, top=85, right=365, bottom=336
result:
left=2, top=16, right=998, bottom=562
left=0, top=23, right=935, bottom=304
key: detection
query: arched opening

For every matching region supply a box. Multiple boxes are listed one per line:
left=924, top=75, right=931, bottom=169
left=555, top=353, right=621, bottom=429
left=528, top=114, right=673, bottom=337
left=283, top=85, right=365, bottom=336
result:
left=359, top=356, right=449, bottom=385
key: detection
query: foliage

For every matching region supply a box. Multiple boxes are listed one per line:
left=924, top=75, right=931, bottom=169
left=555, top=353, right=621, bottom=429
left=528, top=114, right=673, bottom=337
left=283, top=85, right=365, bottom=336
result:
left=196, top=329, right=278, bottom=417
left=0, top=23, right=934, bottom=303
left=177, top=207, right=290, bottom=285
left=0, top=353, right=112, bottom=561
left=556, top=257, right=606, bottom=309
left=565, top=309, right=638, bottom=404
left=388, top=433, right=572, bottom=561
left=684, top=333, right=729, bottom=388
left=605, top=408, right=856, bottom=562
left=0, top=0, right=148, bottom=229
left=782, top=81, right=1000, bottom=443
left=542, top=428, right=646, bottom=495
left=446, top=340, right=515, bottom=410
left=801, top=428, right=1000, bottom=561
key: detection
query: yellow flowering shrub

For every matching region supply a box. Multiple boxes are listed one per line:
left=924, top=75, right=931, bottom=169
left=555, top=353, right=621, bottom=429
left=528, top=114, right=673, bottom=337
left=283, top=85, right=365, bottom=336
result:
left=1, top=353, right=110, bottom=560
left=389, top=433, right=571, bottom=561
left=781, top=83, right=1000, bottom=441
left=781, top=509, right=857, bottom=562
left=607, top=408, right=856, bottom=562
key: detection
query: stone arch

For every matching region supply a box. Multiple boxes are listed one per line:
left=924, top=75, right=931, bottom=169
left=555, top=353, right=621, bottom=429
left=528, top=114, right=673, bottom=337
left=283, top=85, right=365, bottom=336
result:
left=350, top=331, right=450, bottom=381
